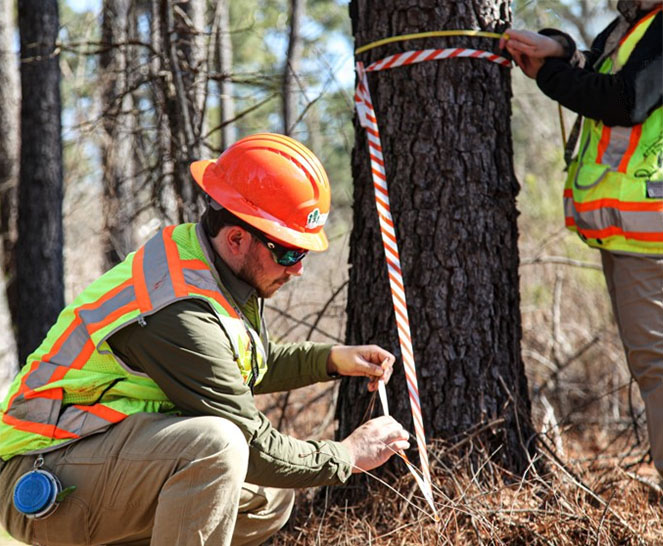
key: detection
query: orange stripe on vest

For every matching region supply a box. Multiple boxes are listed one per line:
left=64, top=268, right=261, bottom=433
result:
left=578, top=225, right=663, bottom=242
left=2, top=413, right=79, bottom=440
left=132, top=246, right=152, bottom=313
left=163, top=226, right=189, bottom=298
left=73, top=403, right=127, bottom=424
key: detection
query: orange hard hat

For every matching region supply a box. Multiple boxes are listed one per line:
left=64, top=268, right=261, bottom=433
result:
left=190, top=133, right=331, bottom=251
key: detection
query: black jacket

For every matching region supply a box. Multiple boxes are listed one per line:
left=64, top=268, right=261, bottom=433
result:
left=535, top=9, right=662, bottom=127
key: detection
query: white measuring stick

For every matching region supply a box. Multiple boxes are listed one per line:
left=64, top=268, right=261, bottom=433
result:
left=376, top=379, right=437, bottom=518
left=378, top=379, right=390, bottom=416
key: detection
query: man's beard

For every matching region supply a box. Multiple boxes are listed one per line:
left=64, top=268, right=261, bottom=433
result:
left=237, top=257, right=290, bottom=299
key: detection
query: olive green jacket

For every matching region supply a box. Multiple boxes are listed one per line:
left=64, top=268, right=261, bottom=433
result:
left=108, top=228, right=351, bottom=488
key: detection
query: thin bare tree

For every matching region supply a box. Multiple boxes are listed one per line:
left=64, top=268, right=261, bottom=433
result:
left=213, top=0, right=236, bottom=148
left=100, top=0, right=138, bottom=268
left=283, top=0, right=304, bottom=135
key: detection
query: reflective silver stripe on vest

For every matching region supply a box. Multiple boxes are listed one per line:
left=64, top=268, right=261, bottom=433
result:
left=78, top=285, right=136, bottom=331
left=143, top=229, right=233, bottom=308
left=182, top=268, right=220, bottom=294
left=25, top=323, right=90, bottom=387
left=141, top=232, right=177, bottom=310
left=181, top=267, right=244, bottom=362
left=141, top=230, right=246, bottom=364
left=58, top=405, right=116, bottom=438
left=8, top=394, right=59, bottom=427
left=571, top=207, right=663, bottom=234
left=601, top=126, right=633, bottom=169
left=563, top=196, right=575, bottom=219
left=6, top=286, right=138, bottom=433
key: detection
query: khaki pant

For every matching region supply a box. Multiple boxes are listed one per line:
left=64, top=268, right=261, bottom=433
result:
left=601, top=250, right=663, bottom=475
left=0, top=413, right=294, bottom=545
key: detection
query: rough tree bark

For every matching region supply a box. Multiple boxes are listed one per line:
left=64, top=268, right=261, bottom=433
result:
left=337, top=0, right=536, bottom=479
left=283, top=0, right=304, bottom=135
left=180, top=0, right=206, bottom=129
left=149, top=0, right=177, bottom=224
left=16, top=0, right=64, bottom=362
left=152, top=0, right=204, bottom=223
left=101, top=0, right=137, bottom=268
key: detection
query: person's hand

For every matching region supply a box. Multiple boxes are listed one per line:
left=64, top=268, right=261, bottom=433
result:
left=500, top=29, right=565, bottom=79
left=327, top=345, right=395, bottom=392
left=341, top=415, right=410, bottom=473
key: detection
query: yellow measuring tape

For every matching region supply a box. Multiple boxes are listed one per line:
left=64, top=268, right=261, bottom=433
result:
left=357, top=29, right=568, bottom=159
left=355, top=29, right=504, bottom=55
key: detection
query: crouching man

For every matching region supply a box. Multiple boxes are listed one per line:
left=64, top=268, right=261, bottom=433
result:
left=0, top=133, right=409, bottom=545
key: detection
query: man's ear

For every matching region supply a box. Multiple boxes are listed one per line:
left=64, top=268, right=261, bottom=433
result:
left=224, top=225, right=251, bottom=256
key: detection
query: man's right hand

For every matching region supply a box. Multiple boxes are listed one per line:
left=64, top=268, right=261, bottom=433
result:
left=500, top=29, right=565, bottom=79
left=341, top=416, right=410, bottom=473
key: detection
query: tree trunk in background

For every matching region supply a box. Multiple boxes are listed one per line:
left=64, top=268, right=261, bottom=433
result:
left=338, top=0, right=536, bottom=480
left=149, top=0, right=177, bottom=225
left=16, top=0, right=64, bottom=362
left=214, top=0, right=236, bottom=148
left=283, top=0, right=304, bottom=135
left=181, top=0, right=205, bottom=129
left=101, top=0, right=137, bottom=268
left=162, top=0, right=203, bottom=222
left=0, top=0, right=20, bottom=332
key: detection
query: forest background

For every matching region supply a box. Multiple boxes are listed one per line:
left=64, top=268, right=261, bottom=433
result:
left=1, top=0, right=661, bottom=544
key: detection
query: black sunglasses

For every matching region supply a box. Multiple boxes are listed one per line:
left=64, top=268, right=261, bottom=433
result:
left=241, top=222, right=308, bottom=267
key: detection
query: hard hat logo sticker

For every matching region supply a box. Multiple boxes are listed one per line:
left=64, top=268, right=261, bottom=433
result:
left=306, top=209, right=327, bottom=229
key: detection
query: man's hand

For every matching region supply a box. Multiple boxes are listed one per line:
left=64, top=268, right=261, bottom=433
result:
left=500, top=29, right=565, bottom=79
left=341, top=416, right=410, bottom=473
left=327, top=345, right=395, bottom=392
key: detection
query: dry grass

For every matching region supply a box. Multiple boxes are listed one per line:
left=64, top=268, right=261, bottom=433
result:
left=259, top=213, right=662, bottom=545
left=273, top=426, right=662, bottom=545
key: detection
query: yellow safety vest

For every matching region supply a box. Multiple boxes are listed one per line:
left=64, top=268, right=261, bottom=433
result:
left=564, top=7, right=663, bottom=255
left=0, top=223, right=267, bottom=460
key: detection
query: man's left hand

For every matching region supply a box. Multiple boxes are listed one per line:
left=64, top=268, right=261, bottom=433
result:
left=327, top=345, right=395, bottom=392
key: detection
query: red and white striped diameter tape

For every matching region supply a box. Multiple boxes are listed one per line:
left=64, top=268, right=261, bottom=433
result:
left=355, top=49, right=511, bottom=508
left=356, top=61, right=434, bottom=503
left=365, top=47, right=511, bottom=72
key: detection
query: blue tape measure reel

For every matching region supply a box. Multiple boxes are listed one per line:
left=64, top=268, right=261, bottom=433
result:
left=13, top=468, right=62, bottom=519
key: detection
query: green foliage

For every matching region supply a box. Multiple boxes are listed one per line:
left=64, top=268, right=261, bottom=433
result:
left=59, top=3, right=99, bottom=111
left=224, top=0, right=354, bottom=206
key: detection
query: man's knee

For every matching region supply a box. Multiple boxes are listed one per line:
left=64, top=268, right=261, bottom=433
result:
left=180, top=416, right=249, bottom=470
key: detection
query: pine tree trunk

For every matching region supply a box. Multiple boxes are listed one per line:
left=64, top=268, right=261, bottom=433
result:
left=16, top=0, right=64, bottom=362
left=338, top=0, right=536, bottom=478
left=149, top=0, right=177, bottom=224
left=154, top=0, right=204, bottom=223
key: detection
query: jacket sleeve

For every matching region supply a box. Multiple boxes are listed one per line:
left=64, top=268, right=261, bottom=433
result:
left=253, top=340, right=336, bottom=394
left=535, top=12, right=662, bottom=127
left=107, top=299, right=352, bottom=488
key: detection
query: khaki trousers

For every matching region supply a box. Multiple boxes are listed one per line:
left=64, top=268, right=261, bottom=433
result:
left=0, top=413, right=294, bottom=545
left=601, top=250, right=663, bottom=475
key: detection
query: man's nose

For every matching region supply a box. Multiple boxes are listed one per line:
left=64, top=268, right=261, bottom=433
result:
left=285, top=259, right=304, bottom=276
